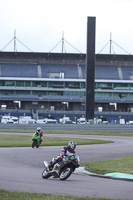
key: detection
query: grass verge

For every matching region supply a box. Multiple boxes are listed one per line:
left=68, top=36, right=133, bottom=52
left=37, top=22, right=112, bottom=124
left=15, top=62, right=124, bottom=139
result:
left=0, top=129, right=133, bottom=136
left=0, top=134, right=113, bottom=147
left=81, top=156, right=133, bottom=175
left=0, top=190, right=120, bottom=200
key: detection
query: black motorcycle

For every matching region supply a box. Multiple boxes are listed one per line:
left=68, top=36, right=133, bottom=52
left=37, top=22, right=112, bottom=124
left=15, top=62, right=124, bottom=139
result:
left=42, top=154, right=80, bottom=181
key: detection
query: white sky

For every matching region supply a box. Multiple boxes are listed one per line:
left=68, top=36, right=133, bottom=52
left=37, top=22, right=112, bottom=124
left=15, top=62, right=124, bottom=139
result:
left=0, top=0, right=133, bottom=54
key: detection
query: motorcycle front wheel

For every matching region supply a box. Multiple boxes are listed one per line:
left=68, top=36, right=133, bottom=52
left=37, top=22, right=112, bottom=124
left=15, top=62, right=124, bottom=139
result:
left=42, top=169, right=51, bottom=179
left=59, top=167, right=73, bottom=181
left=32, top=140, right=36, bottom=148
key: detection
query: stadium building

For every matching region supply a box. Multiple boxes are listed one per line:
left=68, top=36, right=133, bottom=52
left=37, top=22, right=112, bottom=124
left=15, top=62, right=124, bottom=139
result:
left=0, top=51, right=133, bottom=123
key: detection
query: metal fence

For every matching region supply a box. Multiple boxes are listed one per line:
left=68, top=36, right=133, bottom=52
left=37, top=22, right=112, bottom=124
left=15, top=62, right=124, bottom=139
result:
left=1, top=123, right=133, bottom=131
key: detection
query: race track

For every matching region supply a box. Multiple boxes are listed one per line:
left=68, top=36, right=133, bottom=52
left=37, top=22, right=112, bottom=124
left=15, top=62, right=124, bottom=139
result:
left=1, top=133, right=133, bottom=199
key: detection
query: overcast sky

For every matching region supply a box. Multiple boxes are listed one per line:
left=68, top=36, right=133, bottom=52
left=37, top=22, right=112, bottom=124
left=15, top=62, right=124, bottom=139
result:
left=0, top=0, right=133, bottom=54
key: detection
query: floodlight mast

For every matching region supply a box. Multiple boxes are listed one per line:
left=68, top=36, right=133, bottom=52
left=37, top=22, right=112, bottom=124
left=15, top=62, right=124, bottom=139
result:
left=85, top=17, right=96, bottom=122
left=110, top=32, right=112, bottom=54
left=14, top=30, right=16, bottom=52
left=0, top=30, right=33, bottom=52
left=62, top=31, right=64, bottom=53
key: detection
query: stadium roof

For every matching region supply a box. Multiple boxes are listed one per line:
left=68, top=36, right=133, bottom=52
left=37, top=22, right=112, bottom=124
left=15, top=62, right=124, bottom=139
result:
left=0, top=51, right=133, bottom=62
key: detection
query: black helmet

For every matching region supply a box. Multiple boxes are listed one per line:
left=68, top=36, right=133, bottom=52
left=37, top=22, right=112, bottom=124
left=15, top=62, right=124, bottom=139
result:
left=68, top=141, right=76, bottom=150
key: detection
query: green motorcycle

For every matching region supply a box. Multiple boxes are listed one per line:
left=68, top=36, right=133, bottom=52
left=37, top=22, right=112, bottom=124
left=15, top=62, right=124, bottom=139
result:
left=32, top=132, right=40, bottom=148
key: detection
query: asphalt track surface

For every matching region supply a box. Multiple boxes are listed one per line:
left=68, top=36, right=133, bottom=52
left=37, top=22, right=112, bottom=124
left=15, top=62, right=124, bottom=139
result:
left=1, top=133, right=133, bottom=199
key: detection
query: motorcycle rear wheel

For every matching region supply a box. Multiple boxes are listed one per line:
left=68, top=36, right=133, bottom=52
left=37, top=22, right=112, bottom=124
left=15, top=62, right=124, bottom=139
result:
left=59, top=167, right=73, bottom=181
left=42, top=169, right=51, bottom=179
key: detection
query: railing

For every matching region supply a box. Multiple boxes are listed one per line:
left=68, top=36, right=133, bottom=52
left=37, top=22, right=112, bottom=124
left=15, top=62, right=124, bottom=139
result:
left=0, top=123, right=133, bottom=131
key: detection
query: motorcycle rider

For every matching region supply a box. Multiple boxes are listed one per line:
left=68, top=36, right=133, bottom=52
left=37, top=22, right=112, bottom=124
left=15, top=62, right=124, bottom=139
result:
left=35, top=127, right=43, bottom=145
left=47, top=140, right=76, bottom=170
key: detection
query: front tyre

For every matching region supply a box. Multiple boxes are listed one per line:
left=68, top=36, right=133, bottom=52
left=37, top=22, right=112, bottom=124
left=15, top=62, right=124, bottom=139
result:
left=42, top=169, right=51, bottom=179
left=59, top=167, right=73, bottom=181
left=32, top=140, right=36, bottom=148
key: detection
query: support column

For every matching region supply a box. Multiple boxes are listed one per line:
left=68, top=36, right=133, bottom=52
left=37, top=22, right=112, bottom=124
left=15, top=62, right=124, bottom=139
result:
left=85, top=17, right=96, bottom=121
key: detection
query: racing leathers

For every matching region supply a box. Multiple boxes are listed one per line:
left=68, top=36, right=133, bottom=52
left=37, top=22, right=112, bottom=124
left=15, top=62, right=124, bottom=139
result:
left=35, top=130, right=43, bottom=144
left=48, top=145, right=76, bottom=169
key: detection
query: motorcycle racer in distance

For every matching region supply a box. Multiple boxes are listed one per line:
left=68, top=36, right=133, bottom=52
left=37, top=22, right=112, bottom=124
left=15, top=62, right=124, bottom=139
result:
left=35, top=127, right=43, bottom=145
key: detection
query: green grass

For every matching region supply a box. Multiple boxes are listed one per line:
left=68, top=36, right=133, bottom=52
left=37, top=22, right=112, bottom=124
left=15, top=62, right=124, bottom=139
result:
left=81, top=156, right=133, bottom=175
left=0, top=190, right=120, bottom=200
left=0, top=134, right=113, bottom=147
left=44, top=130, right=133, bottom=137
left=44, top=130, right=133, bottom=136
left=1, top=129, right=133, bottom=136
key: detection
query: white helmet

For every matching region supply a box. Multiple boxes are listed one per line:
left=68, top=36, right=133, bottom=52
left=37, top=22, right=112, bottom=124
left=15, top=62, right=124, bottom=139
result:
left=68, top=141, right=76, bottom=150
left=37, top=127, right=41, bottom=132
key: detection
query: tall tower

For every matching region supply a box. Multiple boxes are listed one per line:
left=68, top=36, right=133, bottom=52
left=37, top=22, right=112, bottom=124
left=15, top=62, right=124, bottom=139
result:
left=85, top=17, right=96, bottom=121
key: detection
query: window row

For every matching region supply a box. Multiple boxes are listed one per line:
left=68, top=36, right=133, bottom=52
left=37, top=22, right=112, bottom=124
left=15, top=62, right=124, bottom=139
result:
left=0, top=80, right=85, bottom=89
left=1, top=89, right=133, bottom=98
left=1, top=80, right=133, bottom=90
left=0, top=90, right=85, bottom=97
left=96, top=83, right=133, bottom=90
left=95, top=92, right=133, bottom=97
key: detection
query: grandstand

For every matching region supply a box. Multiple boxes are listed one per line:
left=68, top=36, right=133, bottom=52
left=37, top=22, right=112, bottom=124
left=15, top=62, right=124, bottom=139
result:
left=0, top=51, right=133, bottom=122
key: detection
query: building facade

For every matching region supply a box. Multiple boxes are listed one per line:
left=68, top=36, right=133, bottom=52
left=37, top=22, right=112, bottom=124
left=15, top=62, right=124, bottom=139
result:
left=0, top=52, right=133, bottom=121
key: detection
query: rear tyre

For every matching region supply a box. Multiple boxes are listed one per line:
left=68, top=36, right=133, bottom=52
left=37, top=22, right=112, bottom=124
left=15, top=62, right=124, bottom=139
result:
left=42, top=169, right=51, bottom=179
left=59, top=167, right=73, bottom=181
